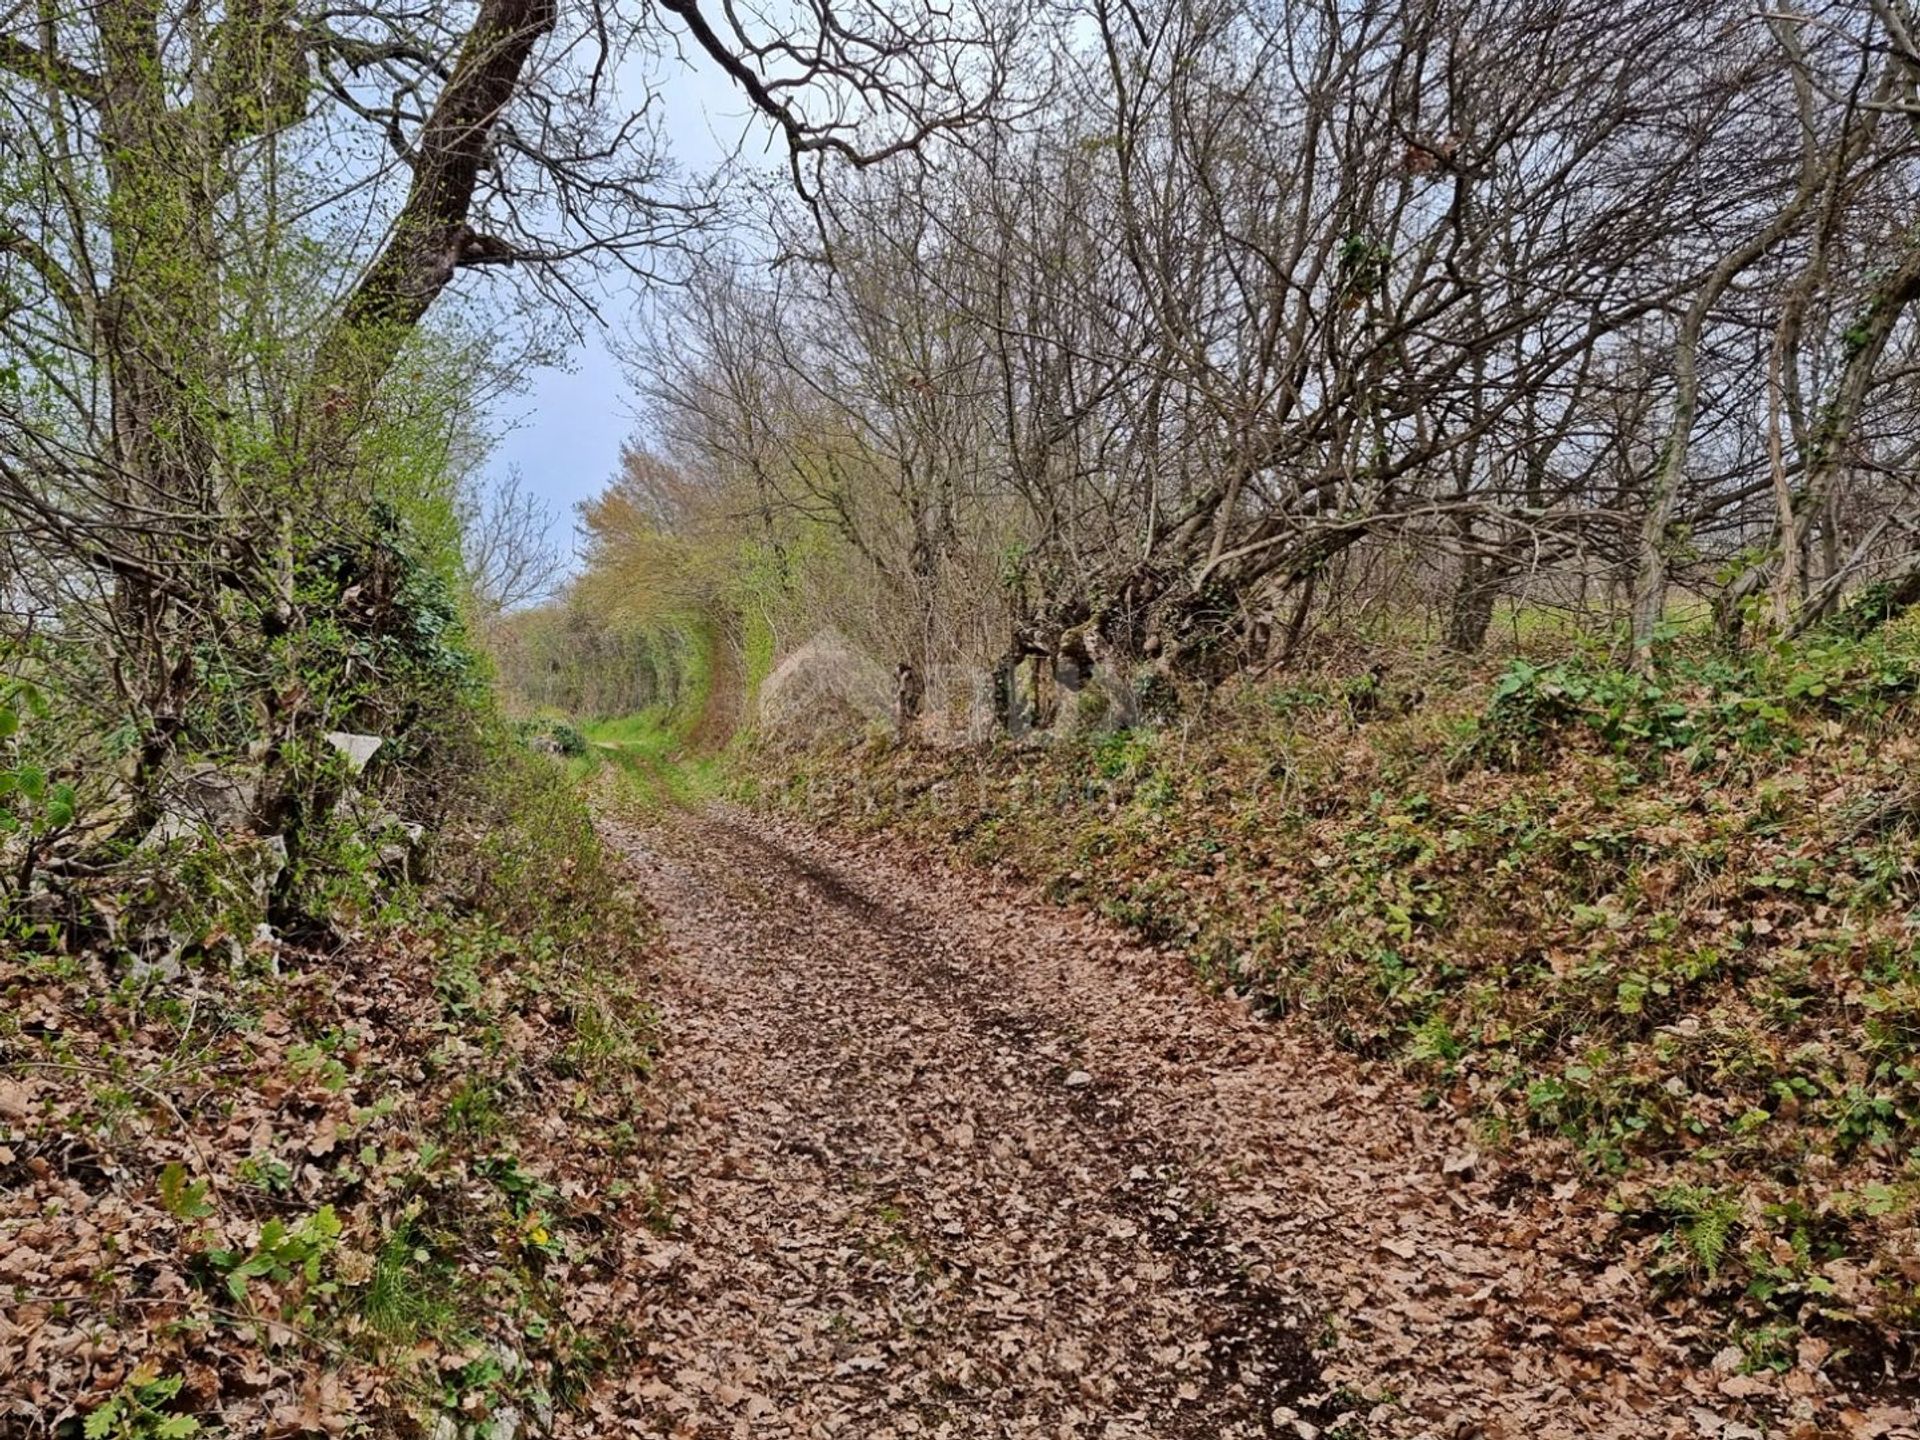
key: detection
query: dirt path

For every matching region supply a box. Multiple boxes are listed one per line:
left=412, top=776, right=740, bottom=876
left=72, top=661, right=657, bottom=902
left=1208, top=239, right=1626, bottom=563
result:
left=590, top=806, right=1898, bottom=1440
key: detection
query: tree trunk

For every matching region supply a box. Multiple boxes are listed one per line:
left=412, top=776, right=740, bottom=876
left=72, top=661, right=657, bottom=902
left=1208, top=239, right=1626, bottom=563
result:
left=1445, top=554, right=1501, bottom=654
left=1633, top=22, right=1830, bottom=659
left=97, top=0, right=223, bottom=818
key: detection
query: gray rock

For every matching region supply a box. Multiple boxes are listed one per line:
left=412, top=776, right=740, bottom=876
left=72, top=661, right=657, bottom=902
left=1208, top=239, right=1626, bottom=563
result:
left=217, top=833, right=287, bottom=915
left=963, top=668, right=1000, bottom=745
left=141, top=763, right=261, bottom=846
left=757, top=631, right=894, bottom=742
left=128, top=831, right=284, bottom=975
left=128, top=950, right=185, bottom=985
left=250, top=923, right=281, bottom=976
left=324, top=731, right=386, bottom=774
left=356, top=806, right=425, bottom=878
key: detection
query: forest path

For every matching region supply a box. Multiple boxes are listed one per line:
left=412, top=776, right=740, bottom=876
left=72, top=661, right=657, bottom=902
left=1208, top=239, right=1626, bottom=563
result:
left=592, top=806, right=1768, bottom=1440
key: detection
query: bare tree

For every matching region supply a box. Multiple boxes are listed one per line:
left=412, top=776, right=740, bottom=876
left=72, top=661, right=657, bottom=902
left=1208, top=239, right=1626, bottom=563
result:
left=0, top=0, right=1023, bottom=815
left=462, top=468, right=564, bottom=620
left=616, top=0, right=1920, bottom=731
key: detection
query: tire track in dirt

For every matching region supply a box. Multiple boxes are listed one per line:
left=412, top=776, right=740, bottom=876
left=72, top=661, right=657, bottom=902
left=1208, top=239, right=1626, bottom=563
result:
left=590, top=806, right=1895, bottom=1440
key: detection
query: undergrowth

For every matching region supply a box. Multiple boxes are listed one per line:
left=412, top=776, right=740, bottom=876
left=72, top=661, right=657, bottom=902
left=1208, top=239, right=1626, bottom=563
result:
left=1, top=740, right=663, bottom=1436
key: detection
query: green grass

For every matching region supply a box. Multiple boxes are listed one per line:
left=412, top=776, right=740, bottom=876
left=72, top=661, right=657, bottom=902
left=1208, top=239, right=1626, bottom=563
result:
left=362, top=1224, right=463, bottom=1342
left=586, top=710, right=680, bottom=749
left=741, top=610, right=777, bottom=708
left=573, top=710, right=722, bottom=812
left=536, top=609, right=741, bottom=810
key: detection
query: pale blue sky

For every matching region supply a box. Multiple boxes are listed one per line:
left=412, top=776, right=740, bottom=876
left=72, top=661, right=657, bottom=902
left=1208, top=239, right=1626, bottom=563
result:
left=487, top=52, right=776, bottom=570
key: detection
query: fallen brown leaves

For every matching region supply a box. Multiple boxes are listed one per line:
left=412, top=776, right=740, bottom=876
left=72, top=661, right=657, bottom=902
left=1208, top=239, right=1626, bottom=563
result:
left=1, top=825, right=667, bottom=1438
left=609, top=798, right=1918, bottom=1437
left=745, top=675, right=1920, bottom=1398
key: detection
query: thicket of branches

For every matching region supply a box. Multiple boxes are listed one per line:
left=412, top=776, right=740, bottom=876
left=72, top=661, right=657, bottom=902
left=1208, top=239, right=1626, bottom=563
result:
left=0, top=0, right=1020, bottom=893
left=584, top=0, right=1920, bottom=727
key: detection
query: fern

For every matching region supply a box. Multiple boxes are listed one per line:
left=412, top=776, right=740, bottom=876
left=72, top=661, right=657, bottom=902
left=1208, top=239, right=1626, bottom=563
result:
left=1661, top=1184, right=1742, bottom=1277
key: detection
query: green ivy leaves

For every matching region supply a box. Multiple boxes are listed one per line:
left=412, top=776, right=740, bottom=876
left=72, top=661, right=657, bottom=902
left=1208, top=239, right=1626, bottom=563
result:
left=0, top=681, right=76, bottom=835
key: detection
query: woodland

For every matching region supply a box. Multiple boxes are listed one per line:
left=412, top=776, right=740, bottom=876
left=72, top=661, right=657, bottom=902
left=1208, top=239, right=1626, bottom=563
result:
left=7, top=0, right=1920, bottom=1435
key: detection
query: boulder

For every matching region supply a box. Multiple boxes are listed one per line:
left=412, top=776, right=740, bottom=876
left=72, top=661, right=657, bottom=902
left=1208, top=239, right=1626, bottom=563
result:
left=142, top=762, right=262, bottom=847
left=757, top=631, right=894, bottom=742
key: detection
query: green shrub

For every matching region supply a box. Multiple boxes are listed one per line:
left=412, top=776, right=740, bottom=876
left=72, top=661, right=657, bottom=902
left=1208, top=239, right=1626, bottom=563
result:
left=1474, top=634, right=1920, bottom=770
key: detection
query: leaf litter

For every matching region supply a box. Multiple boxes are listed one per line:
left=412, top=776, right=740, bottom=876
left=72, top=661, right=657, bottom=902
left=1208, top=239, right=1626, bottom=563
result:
left=600, top=807, right=1918, bottom=1439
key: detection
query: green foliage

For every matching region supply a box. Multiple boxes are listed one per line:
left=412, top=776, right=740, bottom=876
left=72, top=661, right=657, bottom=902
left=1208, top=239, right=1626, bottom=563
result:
left=443, top=1076, right=504, bottom=1136
left=741, top=609, right=778, bottom=703
left=491, top=602, right=670, bottom=718
left=0, top=679, right=77, bottom=840
left=1, top=82, right=655, bottom=1433
left=6, top=710, right=661, bottom=1430
left=1337, top=232, right=1392, bottom=299
left=1474, top=635, right=1920, bottom=769
left=362, top=1224, right=461, bottom=1342
left=293, top=502, right=480, bottom=694
left=205, top=1205, right=342, bottom=1302
left=1652, top=1184, right=1743, bottom=1278
left=82, top=1373, right=200, bottom=1439
left=157, top=1163, right=215, bottom=1222
left=574, top=709, right=723, bottom=813
left=750, top=628, right=1920, bottom=1349
left=1089, top=730, right=1155, bottom=780
left=1405, top=1012, right=1464, bottom=1071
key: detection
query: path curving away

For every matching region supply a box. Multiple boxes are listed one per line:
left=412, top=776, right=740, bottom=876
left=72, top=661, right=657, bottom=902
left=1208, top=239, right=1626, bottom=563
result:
left=584, top=806, right=1898, bottom=1440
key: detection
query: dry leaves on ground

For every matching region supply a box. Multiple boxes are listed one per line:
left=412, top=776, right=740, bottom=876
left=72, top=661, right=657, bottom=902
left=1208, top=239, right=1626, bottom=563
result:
left=597, top=806, right=1917, bottom=1440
